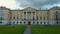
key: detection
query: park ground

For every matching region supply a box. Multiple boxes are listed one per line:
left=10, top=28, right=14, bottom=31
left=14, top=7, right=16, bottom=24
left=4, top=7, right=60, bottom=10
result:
left=0, top=25, right=26, bottom=34
left=31, top=25, right=60, bottom=34
left=0, top=25, right=60, bottom=34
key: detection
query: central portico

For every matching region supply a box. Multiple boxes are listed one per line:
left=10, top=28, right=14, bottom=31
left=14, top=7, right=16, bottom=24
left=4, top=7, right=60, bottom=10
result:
left=23, top=7, right=36, bottom=20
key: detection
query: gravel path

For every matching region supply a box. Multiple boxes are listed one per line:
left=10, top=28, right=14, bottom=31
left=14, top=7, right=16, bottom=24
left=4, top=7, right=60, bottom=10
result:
left=23, top=26, right=31, bottom=34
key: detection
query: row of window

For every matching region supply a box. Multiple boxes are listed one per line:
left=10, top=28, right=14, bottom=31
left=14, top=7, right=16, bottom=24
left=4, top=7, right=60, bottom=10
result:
left=13, top=21, right=22, bottom=24
left=10, top=16, right=48, bottom=20
left=24, top=12, right=35, bottom=14
left=12, top=21, right=49, bottom=24
left=32, top=21, right=48, bottom=24
left=10, top=12, right=35, bottom=14
left=12, top=21, right=59, bottom=24
left=24, top=12, right=49, bottom=14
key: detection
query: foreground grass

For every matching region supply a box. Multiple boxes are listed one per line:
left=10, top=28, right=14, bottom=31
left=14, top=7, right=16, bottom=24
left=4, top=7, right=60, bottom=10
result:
left=31, top=25, right=60, bottom=34
left=0, top=25, right=26, bottom=34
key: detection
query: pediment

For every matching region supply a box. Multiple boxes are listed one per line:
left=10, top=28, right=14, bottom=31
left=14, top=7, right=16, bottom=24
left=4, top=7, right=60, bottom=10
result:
left=22, top=7, right=36, bottom=11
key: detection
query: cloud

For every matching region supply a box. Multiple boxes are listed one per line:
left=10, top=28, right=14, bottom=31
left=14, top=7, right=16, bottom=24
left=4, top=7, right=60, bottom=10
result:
left=16, top=0, right=60, bottom=9
left=0, top=0, right=60, bottom=9
left=0, top=0, right=20, bottom=9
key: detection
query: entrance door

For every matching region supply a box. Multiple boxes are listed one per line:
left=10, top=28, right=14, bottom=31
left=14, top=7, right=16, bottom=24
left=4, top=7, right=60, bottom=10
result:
left=28, top=21, right=31, bottom=25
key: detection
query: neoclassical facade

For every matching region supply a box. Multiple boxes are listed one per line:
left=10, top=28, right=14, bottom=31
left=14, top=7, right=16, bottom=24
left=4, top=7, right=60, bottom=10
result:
left=0, top=6, right=60, bottom=25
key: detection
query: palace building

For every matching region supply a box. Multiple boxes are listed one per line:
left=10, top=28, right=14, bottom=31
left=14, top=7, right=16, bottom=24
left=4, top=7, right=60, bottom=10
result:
left=0, top=6, right=60, bottom=25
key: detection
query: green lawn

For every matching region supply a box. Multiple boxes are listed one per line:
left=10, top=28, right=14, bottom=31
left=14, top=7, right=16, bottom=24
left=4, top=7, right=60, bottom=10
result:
left=0, top=25, right=26, bottom=34
left=31, top=25, right=60, bottom=34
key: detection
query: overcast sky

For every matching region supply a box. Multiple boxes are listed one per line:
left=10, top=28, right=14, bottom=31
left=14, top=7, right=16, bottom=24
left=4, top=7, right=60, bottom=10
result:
left=0, top=0, right=60, bottom=9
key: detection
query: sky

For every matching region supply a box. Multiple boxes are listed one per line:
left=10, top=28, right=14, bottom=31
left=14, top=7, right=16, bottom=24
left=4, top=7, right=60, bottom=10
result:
left=0, top=0, right=60, bottom=9
left=0, top=0, right=22, bottom=9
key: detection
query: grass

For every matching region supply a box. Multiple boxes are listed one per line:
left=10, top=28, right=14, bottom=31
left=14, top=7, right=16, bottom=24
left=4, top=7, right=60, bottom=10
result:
left=0, top=25, right=26, bottom=34
left=31, top=25, right=60, bottom=34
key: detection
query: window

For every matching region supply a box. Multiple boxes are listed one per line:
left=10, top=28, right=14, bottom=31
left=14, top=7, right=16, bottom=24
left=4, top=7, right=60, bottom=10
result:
left=33, top=12, right=35, bottom=14
left=17, top=16, right=19, bottom=20
left=44, top=16, right=45, bottom=20
left=24, top=22, right=26, bottom=24
left=13, top=17, right=15, bottom=20
left=44, top=22, right=46, bottom=24
left=33, top=16, right=35, bottom=20
left=0, top=17, right=4, bottom=20
left=55, top=11, right=58, bottom=20
left=56, top=11, right=58, bottom=14
left=33, top=22, right=35, bottom=24
left=10, top=12, right=12, bottom=14
left=20, top=22, right=22, bottom=24
left=40, top=22, right=42, bottom=24
left=17, top=21, right=18, bottom=24
left=56, top=21, right=58, bottom=24
left=27, top=12, right=31, bottom=14
left=47, top=22, right=49, bottom=24
left=37, top=16, right=38, bottom=20
left=24, top=12, right=26, bottom=14
left=40, top=16, right=42, bottom=20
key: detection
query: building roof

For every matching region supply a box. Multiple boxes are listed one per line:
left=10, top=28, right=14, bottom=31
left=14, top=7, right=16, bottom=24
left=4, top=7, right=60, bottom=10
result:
left=50, top=6, right=60, bottom=10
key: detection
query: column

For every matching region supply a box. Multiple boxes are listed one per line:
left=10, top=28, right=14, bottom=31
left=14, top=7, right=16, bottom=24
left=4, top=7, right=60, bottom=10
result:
left=26, top=21, right=28, bottom=24
left=26, top=11, right=27, bottom=19
left=18, top=21, right=20, bottom=24
left=35, top=11, right=36, bottom=20
left=31, top=12, right=32, bottom=19
left=22, top=21, right=24, bottom=24
left=35, top=21, right=37, bottom=24
left=11, top=21, right=13, bottom=24
left=42, top=21, right=44, bottom=24
left=23, top=11, right=24, bottom=19
left=46, top=22, right=47, bottom=24
left=15, top=16, right=17, bottom=20
left=39, top=21, right=40, bottom=24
